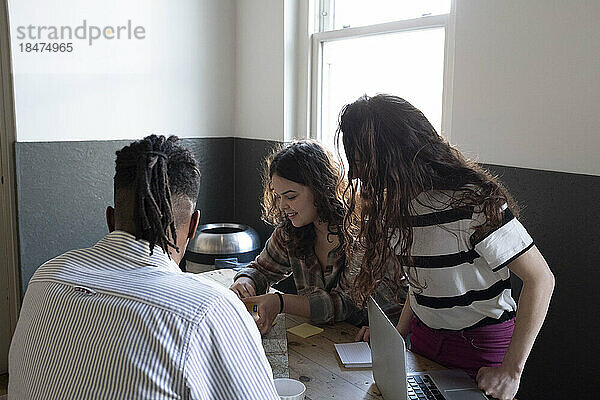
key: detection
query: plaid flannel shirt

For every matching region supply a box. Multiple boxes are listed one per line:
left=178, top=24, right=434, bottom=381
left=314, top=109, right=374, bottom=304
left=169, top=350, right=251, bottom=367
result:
left=235, top=226, right=405, bottom=325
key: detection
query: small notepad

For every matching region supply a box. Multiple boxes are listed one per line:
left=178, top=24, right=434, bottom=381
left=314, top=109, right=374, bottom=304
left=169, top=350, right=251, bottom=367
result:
left=334, top=342, right=372, bottom=368
left=287, top=323, right=324, bottom=338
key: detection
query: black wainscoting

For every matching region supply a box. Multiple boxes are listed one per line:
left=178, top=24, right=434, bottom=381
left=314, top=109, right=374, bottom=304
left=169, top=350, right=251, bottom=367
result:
left=484, top=164, right=599, bottom=399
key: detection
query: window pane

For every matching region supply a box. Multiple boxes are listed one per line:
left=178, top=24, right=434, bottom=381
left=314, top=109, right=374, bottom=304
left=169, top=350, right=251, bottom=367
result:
left=320, top=27, right=445, bottom=152
left=332, top=0, right=451, bottom=30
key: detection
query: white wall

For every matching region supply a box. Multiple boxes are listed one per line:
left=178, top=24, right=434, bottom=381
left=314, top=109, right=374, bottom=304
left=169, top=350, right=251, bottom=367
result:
left=284, top=0, right=299, bottom=142
left=10, top=0, right=599, bottom=172
left=9, top=0, right=235, bottom=142
left=234, top=0, right=285, bottom=141
left=234, top=0, right=305, bottom=142
left=235, top=0, right=600, bottom=175
left=451, top=0, right=600, bottom=176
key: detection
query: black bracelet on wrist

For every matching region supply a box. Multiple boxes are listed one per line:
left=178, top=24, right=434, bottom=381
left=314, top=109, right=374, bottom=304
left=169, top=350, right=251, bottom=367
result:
left=275, top=292, right=284, bottom=314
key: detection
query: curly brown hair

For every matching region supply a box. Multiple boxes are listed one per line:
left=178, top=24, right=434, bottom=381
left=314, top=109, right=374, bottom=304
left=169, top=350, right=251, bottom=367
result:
left=261, top=140, right=347, bottom=259
left=336, top=94, right=519, bottom=306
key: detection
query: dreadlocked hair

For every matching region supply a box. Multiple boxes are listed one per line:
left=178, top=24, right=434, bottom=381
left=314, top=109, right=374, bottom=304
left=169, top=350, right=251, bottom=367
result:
left=114, top=134, right=201, bottom=256
left=261, top=140, right=347, bottom=262
left=336, top=94, right=519, bottom=307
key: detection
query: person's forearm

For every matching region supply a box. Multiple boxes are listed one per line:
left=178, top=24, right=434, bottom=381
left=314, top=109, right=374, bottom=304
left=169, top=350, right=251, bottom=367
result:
left=502, top=271, right=555, bottom=374
left=396, top=294, right=414, bottom=337
left=281, top=294, right=311, bottom=318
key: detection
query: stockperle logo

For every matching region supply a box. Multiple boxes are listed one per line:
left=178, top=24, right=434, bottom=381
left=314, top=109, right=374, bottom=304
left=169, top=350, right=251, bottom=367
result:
left=16, top=20, right=146, bottom=46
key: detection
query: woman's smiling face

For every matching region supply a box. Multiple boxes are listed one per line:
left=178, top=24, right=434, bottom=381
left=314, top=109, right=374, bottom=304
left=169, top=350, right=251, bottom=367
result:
left=271, top=173, right=318, bottom=228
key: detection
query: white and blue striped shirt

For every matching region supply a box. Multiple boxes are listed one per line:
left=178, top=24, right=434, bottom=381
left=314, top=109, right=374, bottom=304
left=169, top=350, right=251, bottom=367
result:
left=9, top=231, right=279, bottom=400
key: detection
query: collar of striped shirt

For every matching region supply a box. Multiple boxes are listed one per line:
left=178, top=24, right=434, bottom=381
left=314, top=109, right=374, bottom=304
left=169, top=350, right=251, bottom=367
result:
left=93, top=230, right=181, bottom=272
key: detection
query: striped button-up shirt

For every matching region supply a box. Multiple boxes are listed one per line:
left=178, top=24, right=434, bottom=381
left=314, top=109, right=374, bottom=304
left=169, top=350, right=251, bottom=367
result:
left=9, top=231, right=279, bottom=400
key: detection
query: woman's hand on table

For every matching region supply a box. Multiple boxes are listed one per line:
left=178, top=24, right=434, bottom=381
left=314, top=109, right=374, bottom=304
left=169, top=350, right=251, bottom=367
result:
left=230, top=277, right=256, bottom=299
left=476, top=365, right=521, bottom=400
left=355, top=326, right=370, bottom=342
left=242, top=294, right=280, bottom=335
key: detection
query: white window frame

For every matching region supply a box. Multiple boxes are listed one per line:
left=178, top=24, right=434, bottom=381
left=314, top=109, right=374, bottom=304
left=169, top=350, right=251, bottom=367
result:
left=310, top=0, right=456, bottom=142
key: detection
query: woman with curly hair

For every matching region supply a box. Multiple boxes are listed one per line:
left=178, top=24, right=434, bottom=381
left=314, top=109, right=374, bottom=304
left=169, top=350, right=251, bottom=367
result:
left=230, top=140, right=403, bottom=334
left=337, top=94, right=554, bottom=400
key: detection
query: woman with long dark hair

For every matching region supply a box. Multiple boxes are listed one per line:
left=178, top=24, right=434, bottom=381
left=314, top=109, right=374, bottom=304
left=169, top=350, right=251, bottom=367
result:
left=337, top=95, right=554, bottom=400
left=230, top=140, right=403, bottom=334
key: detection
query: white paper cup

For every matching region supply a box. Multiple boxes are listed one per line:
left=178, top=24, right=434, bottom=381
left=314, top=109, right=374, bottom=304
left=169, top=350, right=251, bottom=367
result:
left=274, top=378, right=306, bottom=400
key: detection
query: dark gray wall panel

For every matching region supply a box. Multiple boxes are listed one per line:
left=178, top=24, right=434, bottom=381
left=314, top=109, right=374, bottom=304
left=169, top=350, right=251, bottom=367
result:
left=485, top=164, right=600, bottom=399
left=15, top=140, right=126, bottom=295
left=15, top=138, right=234, bottom=294
left=232, top=138, right=280, bottom=245
left=181, top=138, right=234, bottom=224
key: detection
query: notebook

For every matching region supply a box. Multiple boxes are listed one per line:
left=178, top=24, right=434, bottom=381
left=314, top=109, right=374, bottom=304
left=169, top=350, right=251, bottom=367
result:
left=334, top=342, right=372, bottom=368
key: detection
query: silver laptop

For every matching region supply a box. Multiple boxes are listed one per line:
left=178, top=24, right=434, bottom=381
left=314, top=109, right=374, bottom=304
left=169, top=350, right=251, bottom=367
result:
left=368, top=297, right=489, bottom=400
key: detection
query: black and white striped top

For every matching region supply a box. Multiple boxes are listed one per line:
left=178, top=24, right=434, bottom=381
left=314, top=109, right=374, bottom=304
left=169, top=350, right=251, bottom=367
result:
left=401, top=191, right=534, bottom=330
left=9, top=231, right=279, bottom=400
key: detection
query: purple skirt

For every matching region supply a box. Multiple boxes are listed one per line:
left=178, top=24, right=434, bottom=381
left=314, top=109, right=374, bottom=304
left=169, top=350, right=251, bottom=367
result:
left=409, top=316, right=515, bottom=378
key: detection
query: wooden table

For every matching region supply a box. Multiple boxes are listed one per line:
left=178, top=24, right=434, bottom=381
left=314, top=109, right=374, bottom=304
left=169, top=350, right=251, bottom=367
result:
left=199, top=269, right=443, bottom=400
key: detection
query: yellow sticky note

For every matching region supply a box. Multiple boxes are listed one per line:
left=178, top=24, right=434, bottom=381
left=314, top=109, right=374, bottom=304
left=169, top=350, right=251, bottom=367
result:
left=287, top=323, right=324, bottom=338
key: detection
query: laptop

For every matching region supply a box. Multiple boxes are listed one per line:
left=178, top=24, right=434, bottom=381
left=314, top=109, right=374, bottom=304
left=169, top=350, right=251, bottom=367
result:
left=368, top=297, right=489, bottom=400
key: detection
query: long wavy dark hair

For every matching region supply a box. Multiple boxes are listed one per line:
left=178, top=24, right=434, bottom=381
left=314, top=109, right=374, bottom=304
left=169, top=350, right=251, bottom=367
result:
left=262, top=140, right=347, bottom=259
left=336, top=94, right=519, bottom=306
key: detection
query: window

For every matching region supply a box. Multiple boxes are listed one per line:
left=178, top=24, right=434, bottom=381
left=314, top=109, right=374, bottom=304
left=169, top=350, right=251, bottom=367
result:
left=311, top=0, right=455, bottom=152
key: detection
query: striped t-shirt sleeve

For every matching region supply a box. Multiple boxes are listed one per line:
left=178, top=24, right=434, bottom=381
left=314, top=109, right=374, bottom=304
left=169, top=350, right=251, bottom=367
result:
left=184, top=293, right=279, bottom=400
left=473, top=206, right=534, bottom=272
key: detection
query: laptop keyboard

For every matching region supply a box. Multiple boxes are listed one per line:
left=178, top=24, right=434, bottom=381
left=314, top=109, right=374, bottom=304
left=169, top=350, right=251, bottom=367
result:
left=407, top=375, right=445, bottom=400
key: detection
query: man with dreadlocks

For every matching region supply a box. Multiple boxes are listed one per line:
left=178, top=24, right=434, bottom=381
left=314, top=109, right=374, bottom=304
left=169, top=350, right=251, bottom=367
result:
left=9, top=135, right=279, bottom=400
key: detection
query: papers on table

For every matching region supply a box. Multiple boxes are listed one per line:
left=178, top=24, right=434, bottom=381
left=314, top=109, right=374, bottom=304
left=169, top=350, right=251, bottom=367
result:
left=334, top=342, right=372, bottom=368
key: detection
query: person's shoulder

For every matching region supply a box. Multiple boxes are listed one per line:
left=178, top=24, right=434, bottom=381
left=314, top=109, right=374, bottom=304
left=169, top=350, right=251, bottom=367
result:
left=181, top=273, right=241, bottom=304
left=271, top=225, right=289, bottom=240
left=150, top=271, right=243, bottom=317
left=42, top=252, right=239, bottom=319
left=30, top=245, right=97, bottom=280
left=42, top=244, right=97, bottom=264
left=267, top=225, right=292, bottom=249
left=29, top=243, right=245, bottom=323
left=411, top=190, right=453, bottom=213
